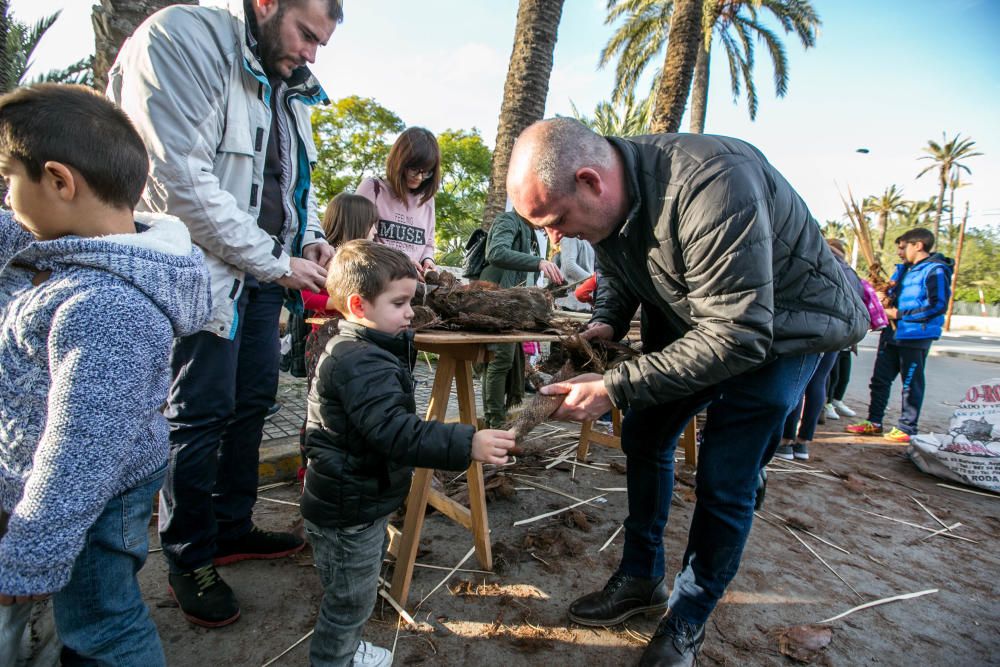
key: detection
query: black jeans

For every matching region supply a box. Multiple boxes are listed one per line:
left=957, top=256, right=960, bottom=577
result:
left=783, top=350, right=839, bottom=441
left=867, top=338, right=929, bottom=435
left=617, top=353, right=818, bottom=625
left=159, top=280, right=284, bottom=572
left=826, top=350, right=852, bottom=402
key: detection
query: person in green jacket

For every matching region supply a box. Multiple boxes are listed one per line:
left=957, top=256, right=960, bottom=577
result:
left=479, top=211, right=563, bottom=426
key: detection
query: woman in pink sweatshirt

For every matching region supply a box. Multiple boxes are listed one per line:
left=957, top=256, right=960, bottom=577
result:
left=356, top=127, right=440, bottom=276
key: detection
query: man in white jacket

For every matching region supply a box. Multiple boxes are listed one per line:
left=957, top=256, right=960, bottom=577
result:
left=108, top=0, right=340, bottom=627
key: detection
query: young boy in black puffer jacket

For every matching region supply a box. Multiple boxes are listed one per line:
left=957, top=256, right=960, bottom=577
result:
left=301, top=240, right=515, bottom=667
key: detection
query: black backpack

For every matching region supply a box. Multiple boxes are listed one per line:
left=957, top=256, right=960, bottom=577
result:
left=462, top=227, right=488, bottom=279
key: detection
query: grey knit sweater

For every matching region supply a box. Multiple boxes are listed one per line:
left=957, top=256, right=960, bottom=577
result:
left=0, top=211, right=211, bottom=595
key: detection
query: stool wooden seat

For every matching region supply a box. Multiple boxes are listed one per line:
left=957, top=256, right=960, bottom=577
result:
left=577, top=407, right=698, bottom=467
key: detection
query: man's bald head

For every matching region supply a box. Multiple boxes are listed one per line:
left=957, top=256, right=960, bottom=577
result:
left=508, top=118, right=616, bottom=198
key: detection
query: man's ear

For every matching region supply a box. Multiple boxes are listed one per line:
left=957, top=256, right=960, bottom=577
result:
left=345, top=293, right=367, bottom=319
left=253, top=0, right=280, bottom=23
left=41, top=161, right=77, bottom=202
left=575, top=167, right=603, bottom=195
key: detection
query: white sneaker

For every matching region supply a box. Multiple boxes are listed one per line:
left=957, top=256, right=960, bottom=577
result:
left=823, top=403, right=840, bottom=420
left=831, top=399, right=856, bottom=417
left=353, top=640, right=392, bottom=667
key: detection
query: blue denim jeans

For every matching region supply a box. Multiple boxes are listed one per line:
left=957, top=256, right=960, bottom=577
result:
left=783, top=350, right=839, bottom=442
left=48, top=466, right=166, bottom=666
left=305, top=517, right=390, bottom=667
left=160, top=280, right=284, bottom=572
left=618, top=354, right=818, bottom=626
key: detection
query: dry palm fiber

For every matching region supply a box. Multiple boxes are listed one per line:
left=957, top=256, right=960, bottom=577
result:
left=421, top=280, right=555, bottom=332
left=507, top=334, right=637, bottom=447
left=839, top=186, right=889, bottom=290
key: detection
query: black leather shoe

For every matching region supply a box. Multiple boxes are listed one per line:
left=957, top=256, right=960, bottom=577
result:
left=754, top=468, right=767, bottom=511
left=639, top=613, right=705, bottom=666
left=168, top=564, right=240, bottom=628
left=568, top=571, right=668, bottom=626
left=213, top=525, right=305, bottom=566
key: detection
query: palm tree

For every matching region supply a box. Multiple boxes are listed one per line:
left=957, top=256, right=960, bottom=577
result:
left=649, top=0, right=702, bottom=133
left=916, top=132, right=982, bottom=238
left=601, top=0, right=821, bottom=134
left=897, top=197, right=940, bottom=230
left=91, top=0, right=195, bottom=91
left=862, top=185, right=906, bottom=250
left=570, top=92, right=652, bottom=136
left=0, top=5, right=91, bottom=92
left=482, top=0, right=565, bottom=229
left=945, top=168, right=969, bottom=250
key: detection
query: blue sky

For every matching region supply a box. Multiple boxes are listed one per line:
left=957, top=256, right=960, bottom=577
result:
left=14, top=0, right=1000, bottom=229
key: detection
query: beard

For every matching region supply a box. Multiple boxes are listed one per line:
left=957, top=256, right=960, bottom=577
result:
left=257, top=5, right=288, bottom=78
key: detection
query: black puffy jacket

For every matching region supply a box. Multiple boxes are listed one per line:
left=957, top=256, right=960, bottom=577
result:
left=301, top=321, right=474, bottom=528
left=593, top=134, right=870, bottom=411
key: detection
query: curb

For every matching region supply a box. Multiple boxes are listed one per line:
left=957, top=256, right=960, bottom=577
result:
left=929, top=349, right=1000, bottom=365
left=259, top=436, right=301, bottom=485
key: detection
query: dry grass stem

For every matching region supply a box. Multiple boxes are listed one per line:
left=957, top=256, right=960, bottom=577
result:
left=415, top=545, right=476, bottom=610
left=513, top=494, right=607, bottom=527
left=261, top=629, right=314, bottom=667
left=819, top=589, right=938, bottom=624
left=599, top=525, right=624, bottom=552
left=936, top=483, right=1000, bottom=499
left=786, top=527, right=863, bottom=599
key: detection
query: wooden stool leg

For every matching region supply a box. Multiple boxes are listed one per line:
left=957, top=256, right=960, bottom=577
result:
left=455, top=360, right=491, bottom=570
left=682, top=418, right=698, bottom=467
left=389, top=468, right=433, bottom=605
left=611, top=406, right=622, bottom=436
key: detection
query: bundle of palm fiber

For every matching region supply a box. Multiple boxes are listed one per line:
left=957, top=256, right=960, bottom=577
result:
left=421, top=280, right=555, bottom=332
left=506, top=334, right=639, bottom=447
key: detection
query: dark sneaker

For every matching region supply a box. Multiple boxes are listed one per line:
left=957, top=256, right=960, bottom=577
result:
left=568, top=572, right=668, bottom=626
left=774, top=444, right=794, bottom=460
left=792, top=442, right=810, bottom=460
left=168, top=565, right=240, bottom=628
left=754, top=468, right=767, bottom=511
left=265, top=402, right=281, bottom=420
left=639, top=613, right=706, bottom=667
left=213, top=525, right=305, bottom=566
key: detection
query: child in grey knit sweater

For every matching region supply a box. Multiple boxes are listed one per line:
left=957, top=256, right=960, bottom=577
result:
left=0, top=85, right=211, bottom=665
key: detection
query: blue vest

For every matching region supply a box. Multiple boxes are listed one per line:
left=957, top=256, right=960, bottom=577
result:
left=889, top=254, right=953, bottom=341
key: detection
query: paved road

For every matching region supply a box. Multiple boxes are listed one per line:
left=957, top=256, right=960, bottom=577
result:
left=839, top=344, right=999, bottom=434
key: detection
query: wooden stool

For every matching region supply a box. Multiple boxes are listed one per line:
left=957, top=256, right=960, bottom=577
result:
left=577, top=407, right=698, bottom=467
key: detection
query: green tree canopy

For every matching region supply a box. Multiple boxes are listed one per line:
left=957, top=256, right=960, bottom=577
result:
left=435, top=128, right=492, bottom=266
left=0, top=6, right=91, bottom=92
left=310, top=95, right=405, bottom=206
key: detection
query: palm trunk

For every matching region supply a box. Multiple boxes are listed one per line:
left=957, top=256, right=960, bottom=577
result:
left=933, top=174, right=945, bottom=239
left=0, top=0, right=11, bottom=93
left=482, top=0, right=565, bottom=230
left=688, top=31, right=711, bottom=134
left=91, top=0, right=195, bottom=91
left=876, top=211, right=888, bottom=250
left=948, top=177, right=957, bottom=249
left=649, top=0, right=703, bottom=134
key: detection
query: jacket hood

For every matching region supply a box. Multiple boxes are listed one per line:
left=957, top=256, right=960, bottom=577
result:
left=337, top=320, right=416, bottom=369
left=14, top=213, right=212, bottom=337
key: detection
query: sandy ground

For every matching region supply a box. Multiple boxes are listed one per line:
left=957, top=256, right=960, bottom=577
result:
left=139, top=352, right=1000, bottom=667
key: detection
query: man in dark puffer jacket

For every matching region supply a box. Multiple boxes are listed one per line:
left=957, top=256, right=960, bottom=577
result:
left=301, top=240, right=515, bottom=666
left=507, top=119, right=869, bottom=666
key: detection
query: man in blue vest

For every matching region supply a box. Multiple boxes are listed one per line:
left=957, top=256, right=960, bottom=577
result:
left=847, top=227, right=954, bottom=443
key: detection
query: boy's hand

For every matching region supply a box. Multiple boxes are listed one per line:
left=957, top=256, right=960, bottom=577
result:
left=471, top=429, right=516, bottom=465
left=0, top=592, right=51, bottom=606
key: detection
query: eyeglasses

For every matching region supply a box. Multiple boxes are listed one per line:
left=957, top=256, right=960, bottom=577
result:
left=406, top=166, right=435, bottom=180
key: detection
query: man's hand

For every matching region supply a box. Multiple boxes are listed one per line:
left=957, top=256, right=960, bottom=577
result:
left=540, top=372, right=612, bottom=422
left=0, top=592, right=51, bottom=606
left=276, top=257, right=327, bottom=292
left=302, top=242, right=334, bottom=268
left=538, top=259, right=564, bottom=285
left=580, top=321, right=615, bottom=341
left=471, top=429, right=517, bottom=465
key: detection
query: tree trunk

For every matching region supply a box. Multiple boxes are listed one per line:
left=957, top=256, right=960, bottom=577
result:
left=688, top=30, right=711, bottom=134
left=933, top=173, right=945, bottom=239
left=0, top=0, right=11, bottom=93
left=944, top=201, right=969, bottom=332
left=482, top=0, right=565, bottom=230
left=948, top=175, right=957, bottom=249
left=649, top=0, right=702, bottom=134
left=876, top=211, right=888, bottom=250
left=91, top=0, right=194, bottom=91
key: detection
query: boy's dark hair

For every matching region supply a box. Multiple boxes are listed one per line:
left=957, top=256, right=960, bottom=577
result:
left=385, top=127, right=440, bottom=207
left=895, top=227, right=935, bottom=253
left=0, top=83, right=148, bottom=209
left=326, top=240, right=418, bottom=313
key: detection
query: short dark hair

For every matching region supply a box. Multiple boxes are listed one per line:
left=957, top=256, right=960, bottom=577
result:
left=280, top=0, right=344, bottom=23
left=326, top=239, right=418, bottom=313
left=895, top=227, right=935, bottom=253
left=385, top=127, right=440, bottom=207
left=0, top=84, right=148, bottom=209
